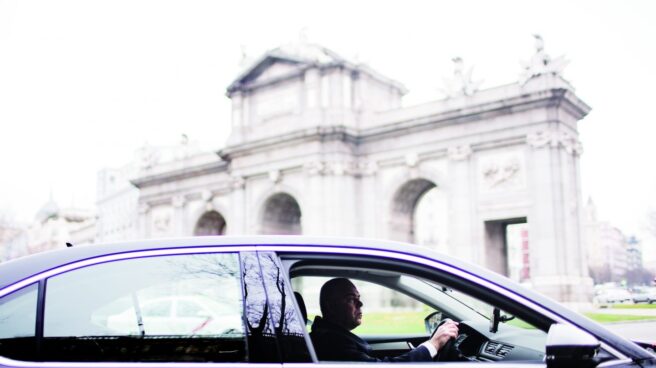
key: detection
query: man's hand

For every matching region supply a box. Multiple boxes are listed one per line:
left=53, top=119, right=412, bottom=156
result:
left=430, top=319, right=459, bottom=351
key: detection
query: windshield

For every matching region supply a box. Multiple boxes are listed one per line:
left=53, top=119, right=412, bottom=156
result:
left=401, top=275, right=537, bottom=330
left=398, top=275, right=489, bottom=322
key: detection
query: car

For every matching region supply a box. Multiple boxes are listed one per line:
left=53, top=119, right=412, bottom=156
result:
left=594, top=288, right=634, bottom=306
left=631, top=287, right=656, bottom=304
left=105, top=295, right=243, bottom=335
left=0, top=236, right=654, bottom=367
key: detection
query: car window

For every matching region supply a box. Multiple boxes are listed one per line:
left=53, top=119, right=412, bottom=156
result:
left=40, top=252, right=246, bottom=362
left=295, top=276, right=431, bottom=336
left=242, top=251, right=290, bottom=362
left=293, top=268, right=547, bottom=363
left=240, top=251, right=313, bottom=363
left=0, top=283, right=38, bottom=360
left=257, top=252, right=312, bottom=362
left=412, top=276, right=540, bottom=330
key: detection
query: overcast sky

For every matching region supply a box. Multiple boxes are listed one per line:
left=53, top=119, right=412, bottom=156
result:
left=1, top=0, right=655, bottom=257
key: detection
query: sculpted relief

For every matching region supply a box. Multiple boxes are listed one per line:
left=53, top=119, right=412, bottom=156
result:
left=150, top=207, right=173, bottom=237
left=478, top=152, right=526, bottom=193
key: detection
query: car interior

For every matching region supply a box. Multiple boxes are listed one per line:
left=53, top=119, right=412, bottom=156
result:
left=283, top=253, right=613, bottom=364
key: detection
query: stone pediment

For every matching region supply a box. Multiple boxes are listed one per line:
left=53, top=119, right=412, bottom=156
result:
left=226, top=57, right=303, bottom=95
left=227, top=43, right=347, bottom=96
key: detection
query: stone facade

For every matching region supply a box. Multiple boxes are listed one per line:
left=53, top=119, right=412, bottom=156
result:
left=132, top=42, right=593, bottom=302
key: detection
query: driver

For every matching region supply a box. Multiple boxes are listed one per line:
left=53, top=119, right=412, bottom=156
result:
left=310, top=278, right=459, bottom=362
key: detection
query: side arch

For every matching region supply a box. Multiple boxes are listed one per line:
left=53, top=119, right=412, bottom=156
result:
left=389, top=178, right=437, bottom=243
left=382, top=168, right=451, bottom=242
left=258, top=192, right=302, bottom=235
left=193, top=210, right=227, bottom=236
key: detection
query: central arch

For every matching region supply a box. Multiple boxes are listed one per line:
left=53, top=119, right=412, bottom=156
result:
left=260, top=192, right=302, bottom=235
left=390, top=178, right=444, bottom=245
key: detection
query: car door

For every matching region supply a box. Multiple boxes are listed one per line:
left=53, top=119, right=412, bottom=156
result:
left=0, top=248, right=251, bottom=366
left=274, top=243, right=644, bottom=368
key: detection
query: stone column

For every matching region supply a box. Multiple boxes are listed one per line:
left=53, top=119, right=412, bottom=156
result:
left=526, top=130, right=593, bottom=303
left=357, top=160, right=379, bottom=238
left=171, top=195, right=185, bottom=236
left=332, top=161, right=358, bottom=236
left=228, top=176, right=246, bottom=235
left=303, top=161, right=325, bottom=235
left=137, top=203, right=150, bottom=239
left=447, top=145, right=475, bottom=262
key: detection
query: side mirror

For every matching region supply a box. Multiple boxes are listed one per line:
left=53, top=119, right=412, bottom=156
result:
left=546, top=323, right=600, bottom=368
left=424, top=311, right=442, bottom=334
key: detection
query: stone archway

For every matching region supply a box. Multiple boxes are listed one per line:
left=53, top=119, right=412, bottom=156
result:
left=390, top=179, right=439, bottom=244
left=194, top=210, right=226, bottom=236
left=260, top=192, right=302, bottom=235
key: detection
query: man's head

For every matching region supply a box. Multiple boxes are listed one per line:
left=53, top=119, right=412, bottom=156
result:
left=319, top=278, right=363, bottom=330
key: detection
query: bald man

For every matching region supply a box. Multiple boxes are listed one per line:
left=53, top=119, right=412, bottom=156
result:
left=310, top=278, right=459, bottom=362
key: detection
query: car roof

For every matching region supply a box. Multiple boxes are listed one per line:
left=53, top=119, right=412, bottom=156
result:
left=0, top=235, right=444, bottom=288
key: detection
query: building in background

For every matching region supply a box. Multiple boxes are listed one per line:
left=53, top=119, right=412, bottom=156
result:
left=0, top=199, right=94, bottom=261
left=96, top=166, right=139, bottom=243
left=28, top=200, right=95, bottom=254
left=95, top=140, right=205, bottom=243
left=0, top=221, right=25, bottom=261
left=626, top=236, right=643, bottom=272
left=583, top=199, right=653, bottom=285
left=130, top=39, right=593, bottom=303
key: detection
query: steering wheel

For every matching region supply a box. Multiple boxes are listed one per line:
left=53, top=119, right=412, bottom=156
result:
left=433, top=319, right=464, bottom=361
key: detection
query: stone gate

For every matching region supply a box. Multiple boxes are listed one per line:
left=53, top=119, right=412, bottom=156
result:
left=132, top=41, right=592, bottom=302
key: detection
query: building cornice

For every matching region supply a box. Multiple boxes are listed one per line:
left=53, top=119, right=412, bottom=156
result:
left=218, top=126, right=359, bottom=159
left=131, top=160, right=229, bottom=189
left=360, top=87, right=590, bottom=143
left=220, top=86, right=590, bottom=159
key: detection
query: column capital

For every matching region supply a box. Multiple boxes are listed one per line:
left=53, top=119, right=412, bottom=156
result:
left=448, top=145, right=472, bottom=161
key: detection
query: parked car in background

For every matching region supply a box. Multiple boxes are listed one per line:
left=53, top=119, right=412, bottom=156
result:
left=105, top=295, right=243, bottom=335
left=593, top=287, right=634, bottom=306
left=631, top=287, right=656, bottom=304
left=0, top=236, right=654, bottom=367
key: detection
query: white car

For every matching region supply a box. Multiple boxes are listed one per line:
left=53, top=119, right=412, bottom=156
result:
left=106, top=295, right=242, bottom=335
left=593, top=288, right=633, bottom=306
left=631, top=287, right=656, bottom=304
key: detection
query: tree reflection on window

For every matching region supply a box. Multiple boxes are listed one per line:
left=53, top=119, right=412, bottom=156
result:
left=258, top=252, right=311, bottom=362
left=241, top=252, right=279, bottom=362
left=41, top=252, right=246, bottom=362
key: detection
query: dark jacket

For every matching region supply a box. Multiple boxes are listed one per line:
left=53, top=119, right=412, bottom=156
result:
left=310, top=316, right=431, bottom=362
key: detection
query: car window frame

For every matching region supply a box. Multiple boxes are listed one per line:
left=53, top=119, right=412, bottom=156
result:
left=273, top=244, right=631, bottom=364
left=254, top=250, right=316, bottom=363
left=0, top=246, right=259, bottom=365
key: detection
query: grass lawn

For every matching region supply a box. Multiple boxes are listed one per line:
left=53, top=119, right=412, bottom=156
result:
left=583, top=313, right=656, bottom=323
left=352, top=311, right=426, bottom=335
left=318, top=310, right=656, bottom=335
left=609, top=303, right=656, bottom=309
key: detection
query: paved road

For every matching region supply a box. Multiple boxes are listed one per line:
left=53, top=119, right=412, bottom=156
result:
left=581, top=307, right=656, bottom=341
left=603, top=321, right=656, bottom=341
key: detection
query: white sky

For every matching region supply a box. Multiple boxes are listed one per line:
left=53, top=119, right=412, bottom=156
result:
left=1, top=0, right=655, bottom=258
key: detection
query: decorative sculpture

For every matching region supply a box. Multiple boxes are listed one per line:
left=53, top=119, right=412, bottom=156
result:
left=519, top=34, right=569, bottom=85
left=442, top=57, right=483, bottom=98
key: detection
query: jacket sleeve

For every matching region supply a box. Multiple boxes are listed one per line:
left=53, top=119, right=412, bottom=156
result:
left=327, top=338, right=431, bottom=362
left=312, top=326, right=432, bottom=362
